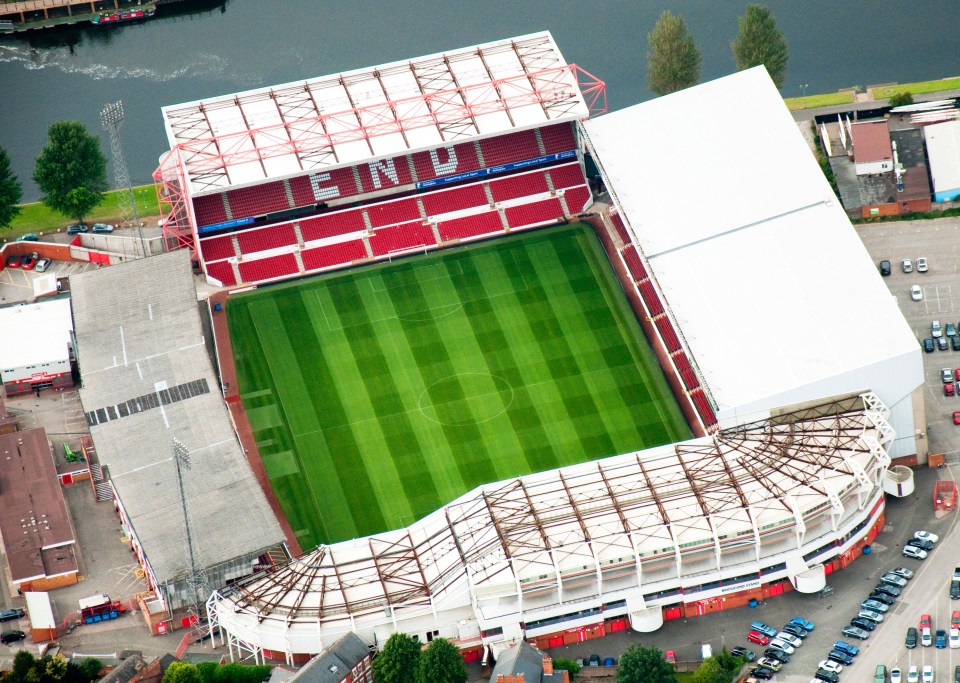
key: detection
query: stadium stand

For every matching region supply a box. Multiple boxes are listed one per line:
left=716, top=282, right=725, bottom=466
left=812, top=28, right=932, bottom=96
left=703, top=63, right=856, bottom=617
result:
left=691, top=389, right=718, bottom=428
left=420, top=184, right=489, bottom=216
left=199, top=234, right=237, bottom=263
left=236, top=224, right=298, bottom=255
left=299, top=211, right=366, bottom=242
left=193, top=194, right=229, bottom=226
left=369, top=222, right=437, bottom=257
left=358, top=156, right=415, bottom=194
left=672, top=351, right=699, bottom=390
left=489, top=171, right=550, bottom=202
left=205, top=261, right=237, bottom=287
left=288, top=167, right=359, bottom=207
left=237, top=253, right=299, bottom=283
left=621, top=245, right=646, bottom=281
left=411, top=143, right=481, bottom=185
left=365, top=198, right=422, bottom=228
left=437, top=212, right=504, bottom=242
left=654, top=316, right=682, bottom=353
left=637, top=280, right=665, bottom=317
left=504, top=198, right=564, bottom=229
left=479, top=130, right=541, bottom=167
left=610, top=212, right=631, bottom=244
left=547, top=163, right=588, bottom=189
left=563, top=186, right=592, bottom=213
left=301, top=240, right=367, bottom=271
left=226, top=183, right=290, bottom=220
left=539, top=123, right=577, bottom=154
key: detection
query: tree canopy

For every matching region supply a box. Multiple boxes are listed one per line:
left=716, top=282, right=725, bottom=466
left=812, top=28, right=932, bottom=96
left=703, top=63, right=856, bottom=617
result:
left=646, top=10, right=701, bottom=96
left=5, top=651, right=100, bottom=683
left=553, top=658, right=582, bottom=680
left=163, top=662, right=269, bottom=683
left=32, top=120, right=107, bottom=222
left=731, top=4, right=789, bottom=88
left=616, top=645, right=675, bottom=683
left=163, top=662, right=202, bottom=683
left=373, top=632, right=422, bottom=683
left=415, top=638, right=467, bottom=683
left=0, top=146, right=23, bottom=229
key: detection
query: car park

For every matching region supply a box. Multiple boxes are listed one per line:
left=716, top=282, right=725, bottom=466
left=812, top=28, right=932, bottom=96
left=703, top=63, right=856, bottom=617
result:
left=880, top=260, right=892, bottom=276
left=904, top=259, right=914, bottom=273
left=752, top=667, right=775, bottom=680
left=875, top=584, right=901, bottom=597
left=750, top=622, right=778, bottom=639
left=757, top=658, right=781, bottom=672
left=923, top=666, right=935, bottom=683
left=915, top=531, right=939, bottom=543
left=828, top=650, right=854, bottom=665
left=92, top=223, right=114, bottom=233
left=66, top=223, right=88, bottom=234
left=918, top=257, right=929, bottom=272
left=903, top=545, right=928, bottom=560
left=0, top=630, right=24, bottom=645
left=861, top=599, right=889, bottom=613
left=851, top=617, right=877, bottom=632
left=841, top=625, right=869, bottom=640
left=912, top=285, right=923, bottom=301
left=924, top=338, right=936, bottom=352
left=747, top=631, right=770, bottom=646
left=763, top=648, right=790, bottom=663
left=907, top=538, right=934, bottom=551
left=815, top=671, right=839, bottom=683
left=909, top=666, right=920, bottom=683
left=774, top=632, right=802, bottom=648
left=767, top=639, right=794, bottom=654
left=0, top=609, right=24, bottom=622
left=790, top=617, right=815, bottom=632
left=922, top=628, right=933, bottom=647
left=937, top=629, right=948, bottom=648
left=859, top=609, right=884, bottom=623
left=731, top=646, right=755, bottom=661
left=941, top=337, right=951, bottom=351
left=15, top=233, right=38, bottom=242
left=892, top=668, right=902, bottom=683
left=35, top=258, right=51, bottom=272
left=783, top=623, right=808, bottom=638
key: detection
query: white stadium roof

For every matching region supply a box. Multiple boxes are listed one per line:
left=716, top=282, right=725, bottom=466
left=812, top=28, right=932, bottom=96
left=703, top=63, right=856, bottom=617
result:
left=583, top=67, right=921, bottom=422
left=160, top=31, right=591, bottom=195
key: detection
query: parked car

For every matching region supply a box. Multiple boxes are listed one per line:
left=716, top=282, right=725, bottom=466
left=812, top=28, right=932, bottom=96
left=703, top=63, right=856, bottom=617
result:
left=892, top=567, right=914, bottom=580
left=819, top=660, right=843, bottom=674
left=943, top=368, right=954, bottom=384
left=0, top=609, right=24, bottom=622
left=875, top=584, right=901, bottom=597
left=841, top=625, right=870, bottom=640
left=868, top=591, right=896, bottom=604
left=588, top=654, right=600, bottom=667
left=861, top=599, right=889, bottom=613
left=92, top=222, right=114, bottom=233
left=913, top=285, right=924, bottom=301
left=851, top=617, right=877, bottom=632
left=922, top=628, right=933, bottom=647
left=903, top=259, right=914, bottom=273
left=747, top=631, right=770, bottom=646
left=881, top=574, right=908, bottom=588
left=915, top=531, right=940, bottom=543
left=603, top=658, right=615, bottom=666
left=763, top=648, right=790, bottom=663
left=757, top=658, right=782, bottom=672
left=908, top=666, right=920, bottom=683
left=66, top=223, right=88, bottom=234
left=921, top=614, right=933, bottom=629
left=767, top=639, right=795, bottom=654
left=750, top=622, right=779, bottom=639
left=828, top=650, right=854, bottom=665
left=731, top=646, right=755, bottom=662
left=35, top=257, right=51, bottom=272
left=858, top=609, right=884, bottom=623
left=937, top=629, right=948, bottom=648
left=783, top=623, right=808, bottom=639
left=19, top=252, right=37, bottom=270
left=908, top=538, right=935, bottom=551
left=918, top=257, right=929, bottom=272
left=774, top=632, right=802, bottom=648
left=0, top=630, right=25, bottom=645
left=880, top=260, right=892, bottom=276
left=950, top=628, right=960, bottom=649
left=924, top=338, right=936, bottom=352
left=948, top=323, right=958, bottom=337
left=934, top=320, right=944, bottom=337
left=923, top=665, right=935, bottom=683
left=790, top=617, right=815, bottom=632
left=4, top=254, right=19, bottom=269
left=952, top=611, right=960, bottom=627
left=945, top=382, right=955, bottom=396
left=752, top=667, right=775, bottom=681
left=903, top=545, right=928, bottom=560
left=815, top=670, right=840, bottom=683
left=955, top=666, right=960, bottom=683
left=664, top=650, right=677, bottom=664
left=891, top=667, right=902, bottom=683
left=953, top=336, right=960, bottom=351
left=877, top=665, right=889, bottom=683
left=15, top=233, right=38, bottom=242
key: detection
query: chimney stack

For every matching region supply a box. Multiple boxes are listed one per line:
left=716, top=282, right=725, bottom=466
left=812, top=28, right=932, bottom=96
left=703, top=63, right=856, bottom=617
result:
left=543, top=656, right=553, bottom=675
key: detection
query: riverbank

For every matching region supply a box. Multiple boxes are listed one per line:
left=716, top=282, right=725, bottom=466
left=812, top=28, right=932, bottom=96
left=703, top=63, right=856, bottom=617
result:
left=784, top=75, right=960, bottom=111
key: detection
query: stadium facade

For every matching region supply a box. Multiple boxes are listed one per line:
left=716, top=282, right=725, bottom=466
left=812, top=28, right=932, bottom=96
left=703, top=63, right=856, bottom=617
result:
left=149, top=35, right=922, bottom=664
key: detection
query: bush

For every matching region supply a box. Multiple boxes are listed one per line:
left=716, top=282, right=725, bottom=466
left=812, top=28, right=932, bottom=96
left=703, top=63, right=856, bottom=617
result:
left=553, top=658, right=581, bottom=680
left=889, top=92, right=914, bottom=107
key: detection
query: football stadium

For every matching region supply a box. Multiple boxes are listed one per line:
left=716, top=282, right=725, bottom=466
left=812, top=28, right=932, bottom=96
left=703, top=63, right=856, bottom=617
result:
left=149, top=33, right=922, bottom=664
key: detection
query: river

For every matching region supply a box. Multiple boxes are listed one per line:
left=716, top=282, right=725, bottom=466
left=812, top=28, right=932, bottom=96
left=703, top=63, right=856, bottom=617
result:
left=2, top=0, right=959, bottom=201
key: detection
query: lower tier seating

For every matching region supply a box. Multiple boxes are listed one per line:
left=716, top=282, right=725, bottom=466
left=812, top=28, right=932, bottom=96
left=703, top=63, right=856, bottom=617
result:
left=437, top=211, right=504, bottom=241
left=301, top=240, right=367, bottom=271
left=237, top=254, right=299, bottom=283
left=370, top=222, right=437, bottom=257
left=504, top=198, right=564, bottom=229
left=236, top=224, right=298, bottom=255
left=205, top=261, right=236, bottom=287
left=199, top=234, right=236, bottom=263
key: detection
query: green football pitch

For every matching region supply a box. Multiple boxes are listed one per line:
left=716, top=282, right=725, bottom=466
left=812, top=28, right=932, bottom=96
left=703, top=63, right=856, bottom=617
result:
left=228, top=223, right=690, bottom=549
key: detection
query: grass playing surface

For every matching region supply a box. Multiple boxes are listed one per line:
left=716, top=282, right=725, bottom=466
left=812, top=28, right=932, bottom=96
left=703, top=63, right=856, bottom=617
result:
left=228, top=224, right=690, bottom=549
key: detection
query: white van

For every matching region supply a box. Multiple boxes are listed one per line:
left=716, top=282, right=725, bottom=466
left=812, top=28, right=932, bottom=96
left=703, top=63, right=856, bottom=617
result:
left=702, top=644, right=713, bottom=660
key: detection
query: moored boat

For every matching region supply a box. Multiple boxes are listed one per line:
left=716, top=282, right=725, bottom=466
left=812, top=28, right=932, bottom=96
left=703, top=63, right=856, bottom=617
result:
left=91, top=4, right=156, bottom=25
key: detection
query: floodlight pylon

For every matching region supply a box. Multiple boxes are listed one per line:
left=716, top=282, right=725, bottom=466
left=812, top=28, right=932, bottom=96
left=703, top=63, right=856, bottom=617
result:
left=101, top=100, right=147, bottom=257
left=173, top=437, right=212, bottom=634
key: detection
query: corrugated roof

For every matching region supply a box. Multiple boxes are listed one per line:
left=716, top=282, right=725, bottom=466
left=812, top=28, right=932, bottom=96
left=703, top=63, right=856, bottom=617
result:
left=924, top=119, right=960, bottom=194
left=850, top=120, right=892, bottom=163
left=70, top=251, right=284, bottom=585
left=0, top=298, right=72, bottom=370
left=289, top=633, right=369, bottom=683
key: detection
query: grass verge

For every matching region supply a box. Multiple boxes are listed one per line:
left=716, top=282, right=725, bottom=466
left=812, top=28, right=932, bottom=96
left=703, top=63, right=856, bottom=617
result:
left=783, top=91, right=854, bottom=111
left=871, top=77, right=960, bottom=100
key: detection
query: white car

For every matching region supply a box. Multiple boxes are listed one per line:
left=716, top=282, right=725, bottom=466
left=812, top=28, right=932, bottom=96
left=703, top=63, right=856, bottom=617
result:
left=774, top=632, right=802, bottom=648
left=933, top=320, right=943, bottom=338
left=768, top=639, right=795, bottom=654
left=912, top=285, right=923, bottom=301
left=922, top=665, right=934, bottom=683
left=818, top=660, right=843, bottom=674
left=904, top=259, right=914, bottom=273
left=914, top=530, right=939, bottom=543
left=903, top=545, right=928, bottom=560
left=922, top=627, right=933, bottom=647
left=918, top=257, right=929, bottom=272
left=908, top=666, right=920, bottom=683
left=892, top=567, right=914, bottom=579
left=950, top=628, right=960, bottom=649
left=892, top=667, right=902, bottom=683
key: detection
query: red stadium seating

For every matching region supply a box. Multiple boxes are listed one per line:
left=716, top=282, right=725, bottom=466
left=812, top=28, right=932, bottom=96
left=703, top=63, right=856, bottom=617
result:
left=369, top=222, right=436, bottom=257
left=539, top=123, right=577, bottom=154
left=357, top=155, right=414, bottom=194
left=299, top=210, right=366, bottom=242
left=365, top=197, right=421, bottom=228
left=622, top=245, right=646, bottom=281
left=420, top=184, right=488, bottom=216
left=563, top=186, right=592, bottom=213
left=691, top=390, right=718, bottom=429
left=237, top=254, right=299, bottom=283
left=301, top=240, right=367, bottom=271
left=637, top=280, right=664, bottom=317
left=205, top=261, right=237, bottom=287
left=654, top=316, right=682, bottom=353
left=411, top=142, right=481, bottom=185
left=236, top=224, right=298, bottom=255
left=288, top=167, right=360, bottom=207
left=479, top=130, right=541, bottom=168
left=504, top=198, right=564, bottom=229
left=610, top=213, right=631, bottom=244
left=193, top=194, right=228, bottom=226
left=548, top=163, right=587, bottom=189
left=488, top=171, right=549, bottom=202
left=437, top=211, right=503, bottom=241
left=673, top=351, right=699, bottom=390
left=199, top=234, right=236, bottom=263
left=226, top=182, right=290, bottom=220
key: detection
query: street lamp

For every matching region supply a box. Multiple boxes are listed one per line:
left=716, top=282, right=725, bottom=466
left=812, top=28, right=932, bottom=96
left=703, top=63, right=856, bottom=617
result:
left=800, top=83, right=809, bottom=98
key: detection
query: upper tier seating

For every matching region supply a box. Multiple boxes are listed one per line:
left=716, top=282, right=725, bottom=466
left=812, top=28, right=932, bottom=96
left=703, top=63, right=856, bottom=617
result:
left=547, top=163, right=587, bottom=189
left=479, top=130, right=541, bottom=168
left=193, top=194, right=228, bottom=226
left=420, top=184, right=488, bottom=216
left=411, top=142, right=481, bottom=185
left=299, top=210, right=366, bottom=242
left=226, top=182, right=290, bottom=220
left=488, top=171, right=549, bottom=202
left=288, top=167, right=359, bottom=207
left=358, top=156, right=415, bottom=194
left=539, top=123, right=577, bottom=154
left=199, top=234, right=236, bottom=263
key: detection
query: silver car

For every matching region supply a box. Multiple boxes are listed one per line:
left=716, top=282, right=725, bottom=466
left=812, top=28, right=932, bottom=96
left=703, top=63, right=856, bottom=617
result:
left=881, top=573, right=908, bottom=588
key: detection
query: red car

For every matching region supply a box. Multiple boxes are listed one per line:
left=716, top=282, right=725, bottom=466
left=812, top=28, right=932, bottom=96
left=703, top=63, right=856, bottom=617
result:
left=955, top=368, right=960, bottom=382
left=952, top=611, right=960, bottom=627
left=19, top=252, right=37, bottom=270
left=954, top=412, right=960, bottom=425
left=5, top=254, right=19, bottom=269
left=946, top=383, right=956, bottom=397
left=747, top=631, right=770, bottom=646
left=921, top=614, right=932, bottom=629
left=664, top=650, right=677, bottom=664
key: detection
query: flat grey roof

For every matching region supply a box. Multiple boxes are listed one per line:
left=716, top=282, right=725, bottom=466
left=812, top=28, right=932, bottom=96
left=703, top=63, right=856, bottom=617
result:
left=70, top=251, right=284, bottom=585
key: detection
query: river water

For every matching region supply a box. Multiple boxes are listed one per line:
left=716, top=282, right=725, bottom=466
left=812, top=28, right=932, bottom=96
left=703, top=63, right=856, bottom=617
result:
left=2, top=0, right=959, bottom=201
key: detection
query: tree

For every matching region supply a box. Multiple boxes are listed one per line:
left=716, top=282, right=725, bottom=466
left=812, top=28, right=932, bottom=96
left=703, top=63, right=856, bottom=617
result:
left=616, top=645, right=674, bottom=683
left=646, top=10, right=701, bottom=95
left=889, top=92, right=914, bottom=107
left=415, top=638, right=467, bottom=683
left=162, top=663, right=202, bottom=683
left=692, top=658, right=729, bottom=683
left=731, top=4, right=789, bottom=88
left=373, top=633, right=422, bottom=683
left=78, top=659, right=102, bottom=682
left=0, top=146, right=22, bottom=229
left=32, top=120, right=107, bottom=223
left=553, top=658, right=581, bottom=680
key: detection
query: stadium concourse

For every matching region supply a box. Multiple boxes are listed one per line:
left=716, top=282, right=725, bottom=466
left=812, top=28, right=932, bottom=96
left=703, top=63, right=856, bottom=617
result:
left=149, top=27, right=929, bottom=663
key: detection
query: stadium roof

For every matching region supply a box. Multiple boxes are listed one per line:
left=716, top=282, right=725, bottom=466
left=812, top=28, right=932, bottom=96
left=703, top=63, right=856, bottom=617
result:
left=159, top=31, right=596, bottom=195
left=583, top=67, right=921, bottom=418
left=70, top=251, right=284, bottom=585
left=0, top=298, right=73, bottom=370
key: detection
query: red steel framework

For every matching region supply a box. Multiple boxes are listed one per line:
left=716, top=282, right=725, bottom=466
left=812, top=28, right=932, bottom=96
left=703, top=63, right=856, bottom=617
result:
left=154, top=63, right=606, bottom=255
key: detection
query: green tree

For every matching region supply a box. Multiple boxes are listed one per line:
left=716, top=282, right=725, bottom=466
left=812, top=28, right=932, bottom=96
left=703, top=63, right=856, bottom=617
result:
left=553, top=658, right=581, bottom=680
left=646, top=10, right=701, bottom=95
left=692, top=658, right=729, bottom=683
left=616, top=645, right=674, bottom=683
left=415, top=638, right=466, bottom=683
left=373, top=633, right=422, bottom=683
left=32, top=120, right=107, bottom=223
left=889, top=92, right=914, bottom=107
left=46, top=658, right=69, bottom=682
left=162, top=662, right=202, bottom=683
left=10, top=650, right=37, bottom=683
left=78, top=658, right=102, bottom=682
left=0, top=146, right=22, bottom=229
left=731, top=4, right=789, bottom=88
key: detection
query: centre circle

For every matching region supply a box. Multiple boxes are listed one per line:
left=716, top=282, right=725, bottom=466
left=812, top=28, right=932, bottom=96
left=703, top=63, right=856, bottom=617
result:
left=418, top=373, right=514, bottom=426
